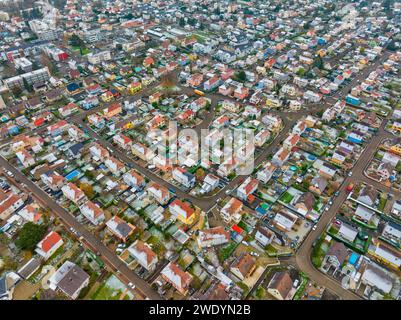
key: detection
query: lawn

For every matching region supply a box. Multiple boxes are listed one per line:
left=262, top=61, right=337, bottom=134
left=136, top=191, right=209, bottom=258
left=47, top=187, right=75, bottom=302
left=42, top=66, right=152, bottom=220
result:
left=280, top=192, right=294, bottom=204
left=91, top=284, right=128, bottom=300
left=218, top=242, right=238, bottom=262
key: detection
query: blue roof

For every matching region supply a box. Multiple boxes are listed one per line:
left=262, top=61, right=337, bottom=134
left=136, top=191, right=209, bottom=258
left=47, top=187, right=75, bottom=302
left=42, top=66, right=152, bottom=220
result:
left=66, top=82, right=80, bottom=92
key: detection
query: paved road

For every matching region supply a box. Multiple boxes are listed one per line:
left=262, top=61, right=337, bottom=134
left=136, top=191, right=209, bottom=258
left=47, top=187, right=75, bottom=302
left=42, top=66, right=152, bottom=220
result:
left=0, top=156, right=162, bottom=300
left=295, top=52, right=393, bottom=300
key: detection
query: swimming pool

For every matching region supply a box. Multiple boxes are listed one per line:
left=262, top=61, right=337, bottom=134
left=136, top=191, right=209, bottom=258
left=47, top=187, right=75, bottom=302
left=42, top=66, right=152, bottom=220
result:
left=349, top=252, right=359, bottom=265
left=65, top=169, right=80, bottom=181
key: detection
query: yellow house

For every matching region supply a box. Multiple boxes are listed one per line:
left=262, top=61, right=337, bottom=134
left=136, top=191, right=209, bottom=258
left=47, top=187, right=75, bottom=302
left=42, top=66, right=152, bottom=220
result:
left=392, top=122, right=401, bottom=133
left=169, top=199, right=196, bottom=225
left=368, top=241, right=401, bottom=271
left=390, top=144, right=401, bottom=155
left=127, top=81, right=142, bottom=95
left=101, top=91, right=114, bottom=102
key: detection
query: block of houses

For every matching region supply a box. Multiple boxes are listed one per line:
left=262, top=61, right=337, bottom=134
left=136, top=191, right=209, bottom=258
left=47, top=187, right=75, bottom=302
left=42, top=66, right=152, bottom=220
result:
left=35, top=231, right=64, bottom=260
left=128, top=240, right=158, bottom=272
left=132, top=142, right=155, bottom=162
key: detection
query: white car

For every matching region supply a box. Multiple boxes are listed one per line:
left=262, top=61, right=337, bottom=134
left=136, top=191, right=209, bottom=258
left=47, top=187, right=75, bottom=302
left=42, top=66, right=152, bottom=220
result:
left=348, top=171, right=353, bottom=177
left=225, top=189, right=232, bottom=195
left=128, top=282, right=135, bottom=289
left=312, top=225, right=317, bottom=231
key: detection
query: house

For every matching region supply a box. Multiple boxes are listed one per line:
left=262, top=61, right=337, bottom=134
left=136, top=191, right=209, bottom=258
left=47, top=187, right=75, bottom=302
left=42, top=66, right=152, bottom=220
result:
left=16, top=150, right=35, bottom=168
left=272, top=147, right=290, bottom=166
left=128, top=240, right=158, bottom=272
left=267, top=271, right=295, bottom=300
left=106, top=215, right=136, bottom=242
left=294, top=192, right=316, bottom=216
left=58, top=103, right=78, bottom=118
left=132, top=143, right=155, bottom=162
left=147, top=182, right=171, bottom=205
left=35, top=231, right=64, bottom=260
left=321, top=242, right=349, bottom=274
left=381, top=222, right=401, bottom=245
left=361, top=263, right=394, bottom=295
left=254, top=129, right=271, bottom=147
left=18, top=204, right=42, bottom=223
left=233, top=86, right=249, bottom=100
left=0, top=273, right=20, bottom=300
left=273, top=211, right=298, bottom=232
left=357, top=186, right=378, bottom=207
left=368, top=241, right=401, bottom=270
left=309, top=176, right=328, bottom=195
left=355, top=205, right=375, bottom=224
left=256, top=162, right=276, bottom=184
left=338, top=223, right=358, bottom=242
left=200, top=174, right=219, bottom=194
left=87, top=114, right=105, bottom=128
left=146, top=114, right=166, bottom=130
left=283, top=134, right=300, bottom=151
left=255, top=226, right=276, bottom=247
left=318, top=163, right=337, bottom=179
left=376, top=162, right=394, bottom=181
left=113, top=133, right=132, bottom=150
left=161, top=262, right=193, bottom=295
left=127, top=81, right=142, bottom=94
left=169, top=199, right=196, bottom=225
left=79, top=201, right=105, bottom=225
left=61, top=183, right=87, bottom=205
left=47, top=120, right=69, bottom=136
left=0, top=191, right=24, bottom=220
left=104, top=157, right=125, bottom=175
left=236, top=177, right=258, bottom=201
left=68, top=125, right=84, bottom=142
left=89, top=142, right=109, bottom=161
left=48, top=260, right=90, bottom=300
left=203, top=75, right=222, bottom=91
left=123, top=170, right=145, bottom=188
left=197, top=226, right=230, bottom=248
left=103, top=103, right=122, bottom=120
left=230, top=253, right=256, bottom=281
left=187, top=73, right=204, bottom=87
left=220, top=197, right=243, bottom=224
left=172, top=167, right=196, bottom=189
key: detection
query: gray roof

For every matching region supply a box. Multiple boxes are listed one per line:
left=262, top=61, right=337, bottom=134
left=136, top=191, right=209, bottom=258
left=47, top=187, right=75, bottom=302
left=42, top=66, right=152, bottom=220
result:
left=0, top=276, right=7, bottom=297
left=57, top=265, right=89, bottom=299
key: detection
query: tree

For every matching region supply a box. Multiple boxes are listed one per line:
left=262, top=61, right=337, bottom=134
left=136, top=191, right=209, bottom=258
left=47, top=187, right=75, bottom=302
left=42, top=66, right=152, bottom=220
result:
left=15, top=222, right=47, bottom=252
left=195, top=168, right=205, bottom=181
left=237, top=70, right=247, bottom=82
left=359, top=47, right=365, bottom=54
left=69, top=34, right=84, bottom=48
left=79, top=183, right=95, bottom=198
